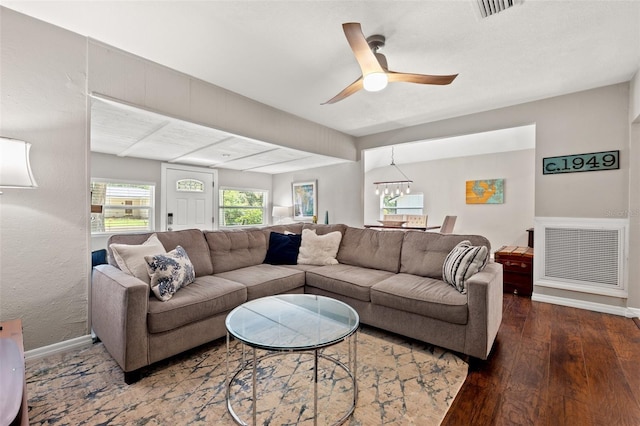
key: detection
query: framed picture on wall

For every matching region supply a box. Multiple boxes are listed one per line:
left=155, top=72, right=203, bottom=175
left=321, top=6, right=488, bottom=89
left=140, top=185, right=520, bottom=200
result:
left=292, top=180, right=317, bottom=221
left=466, top=179, right=504, bottom=204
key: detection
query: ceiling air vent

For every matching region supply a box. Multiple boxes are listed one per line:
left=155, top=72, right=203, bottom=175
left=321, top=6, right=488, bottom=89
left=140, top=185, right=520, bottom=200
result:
left=477, top=0, right=521, bottom=18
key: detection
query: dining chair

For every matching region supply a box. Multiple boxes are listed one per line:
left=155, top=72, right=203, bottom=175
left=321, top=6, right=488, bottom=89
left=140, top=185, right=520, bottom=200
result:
left=383, top=214, right=406, bottom=222
left=405, top=214, right=428, bottom=228
left=440, top=215, right=457, bottom=233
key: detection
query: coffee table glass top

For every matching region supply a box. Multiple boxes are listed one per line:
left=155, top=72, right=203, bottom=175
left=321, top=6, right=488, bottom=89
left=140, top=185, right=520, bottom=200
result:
left=225, top=294, right=359, bottom=351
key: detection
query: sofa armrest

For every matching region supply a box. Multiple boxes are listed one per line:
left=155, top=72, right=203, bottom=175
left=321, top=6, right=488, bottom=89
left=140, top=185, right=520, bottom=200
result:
left=91, top=264, right=149, bottom=372
left=463, top=261, right=503, bottom=359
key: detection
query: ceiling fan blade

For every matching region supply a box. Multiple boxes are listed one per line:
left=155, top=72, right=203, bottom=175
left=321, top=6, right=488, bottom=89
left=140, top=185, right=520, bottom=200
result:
left=321, top=77, right=364, bottom=104
left=342, top=22, right=384, bottom=75
left=387, top=71, right=458, bottom=85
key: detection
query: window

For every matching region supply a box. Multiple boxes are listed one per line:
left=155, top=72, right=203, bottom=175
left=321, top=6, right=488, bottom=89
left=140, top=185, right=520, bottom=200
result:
left=381, top=193, right=424, bottom=217
left=219, top=188, right=267, bottom=227
left=176, top=178, right=204, bottom=192
left=91, top=180, right=155, bottom=233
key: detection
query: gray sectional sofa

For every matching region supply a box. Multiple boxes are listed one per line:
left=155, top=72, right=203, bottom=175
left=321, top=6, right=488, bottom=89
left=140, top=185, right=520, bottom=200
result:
left=91, top=223, right=503, bottom=383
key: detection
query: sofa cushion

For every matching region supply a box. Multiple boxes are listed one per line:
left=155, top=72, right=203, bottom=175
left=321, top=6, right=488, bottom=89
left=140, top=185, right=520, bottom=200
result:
left=371, top=273, right=468, bottom=325
left=215, top=264, right=305, bottom=300
left=109, top=234, right=166, bottom=284
left=302, top=223, right=348, bottom=235
left=400, top=232, right=491, bottom=279
left=262, top=223, right=304, bottom=236
left=156, top=229, right=214, bottom=276
left=305, top=264, right=395, bottom=302
left=147, top=275, right=247, bottom=334
left=107, top=229, right=214, bottom=277
left=145, top=246, right=196, bottom=301
left=442, top=240, right=489, bottom=294
left=297, top=229, right=342, bottom=265
left=205, top=229, right=268, bottom=274
left=337, top=227, right=404, bottom=273
left=264, top=232, right=302, bottom=265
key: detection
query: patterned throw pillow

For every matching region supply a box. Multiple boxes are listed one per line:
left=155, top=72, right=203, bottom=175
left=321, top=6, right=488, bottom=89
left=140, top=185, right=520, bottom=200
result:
left=145, top=246, right=195, bottom=301
left=297, top=229, right=342, bottom=265
left=442, top=240, right=489, bottom=294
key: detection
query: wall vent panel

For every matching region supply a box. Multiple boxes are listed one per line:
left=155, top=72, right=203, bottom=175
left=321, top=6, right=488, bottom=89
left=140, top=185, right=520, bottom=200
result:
left=534, top=218, right=628, bottom=297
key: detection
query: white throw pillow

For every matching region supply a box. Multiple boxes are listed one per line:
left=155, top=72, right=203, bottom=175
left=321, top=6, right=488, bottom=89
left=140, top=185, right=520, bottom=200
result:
left=297, top=229, right=342, bottom=265
left=442, top=240, right=489, bottom=294
left=110, top=234, right=166, bottom=284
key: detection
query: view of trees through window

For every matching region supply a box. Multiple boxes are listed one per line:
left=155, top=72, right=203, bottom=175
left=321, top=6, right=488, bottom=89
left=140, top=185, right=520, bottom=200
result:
left=381, top=193, right=424, bottom=216
left=91, top=181, right=154, bottom=233
left=219, top=188, right=266, bottom=226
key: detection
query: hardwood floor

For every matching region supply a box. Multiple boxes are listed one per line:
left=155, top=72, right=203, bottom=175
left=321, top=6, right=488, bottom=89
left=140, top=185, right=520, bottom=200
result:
left=442, top=294, right=640, bottom=426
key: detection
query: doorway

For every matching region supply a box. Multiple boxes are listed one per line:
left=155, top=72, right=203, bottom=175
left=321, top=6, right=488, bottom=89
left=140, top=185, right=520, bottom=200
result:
left=161, top=163, right=218, bottom=231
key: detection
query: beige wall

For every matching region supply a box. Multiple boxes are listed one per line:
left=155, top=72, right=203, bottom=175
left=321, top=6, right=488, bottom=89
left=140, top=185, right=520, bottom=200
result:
left=364, top=149, right=535, bottom=251
left=628, top=70, right=640, bottom=311
left=358, top=83, right=630, bottom=220
left=0, top=8, right=90, bottom=350
left=272, top=161, right=363, bottom=227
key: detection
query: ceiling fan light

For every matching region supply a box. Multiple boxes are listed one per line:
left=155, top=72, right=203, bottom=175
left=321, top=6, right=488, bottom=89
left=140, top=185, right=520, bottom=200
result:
left=363, top=72, right=388, bottom=92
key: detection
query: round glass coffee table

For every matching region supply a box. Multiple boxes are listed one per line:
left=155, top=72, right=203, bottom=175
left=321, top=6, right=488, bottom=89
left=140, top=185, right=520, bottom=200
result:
left=225, top=294, right=359, bottom=426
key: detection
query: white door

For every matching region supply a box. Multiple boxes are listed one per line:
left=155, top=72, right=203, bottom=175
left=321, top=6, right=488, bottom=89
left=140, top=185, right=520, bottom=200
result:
left=162, top=164, right=216, bottom=231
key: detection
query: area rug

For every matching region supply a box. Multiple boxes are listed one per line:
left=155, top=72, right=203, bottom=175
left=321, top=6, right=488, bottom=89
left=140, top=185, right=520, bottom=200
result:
left=25, top=326, right=467, bottom=425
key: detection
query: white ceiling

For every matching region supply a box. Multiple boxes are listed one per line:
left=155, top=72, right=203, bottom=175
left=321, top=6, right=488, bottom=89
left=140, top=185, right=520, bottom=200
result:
left=364, top=124, right=536, bottom=171
left=3, top=0, right=640, bottom=173
left=90, top=96, right=349, bottom=173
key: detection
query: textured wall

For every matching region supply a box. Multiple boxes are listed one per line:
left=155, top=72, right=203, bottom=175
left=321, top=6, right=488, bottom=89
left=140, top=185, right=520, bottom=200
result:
left=0, top=8, right=90, bottom=350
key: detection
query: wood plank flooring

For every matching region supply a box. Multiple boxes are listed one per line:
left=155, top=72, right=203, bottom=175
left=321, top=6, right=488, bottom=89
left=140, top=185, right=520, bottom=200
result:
left=442, top=294, right=640, bottom=426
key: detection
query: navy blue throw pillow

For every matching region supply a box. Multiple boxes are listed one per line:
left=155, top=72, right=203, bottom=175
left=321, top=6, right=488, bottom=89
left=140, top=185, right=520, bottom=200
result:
left=91, top=249, right=108, bottom=267
left=264, top=232, right=302, bottom=265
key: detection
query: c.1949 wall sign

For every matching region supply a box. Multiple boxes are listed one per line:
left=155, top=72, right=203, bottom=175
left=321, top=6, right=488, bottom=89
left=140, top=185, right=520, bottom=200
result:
left=543, top=150, right=619, bottom=175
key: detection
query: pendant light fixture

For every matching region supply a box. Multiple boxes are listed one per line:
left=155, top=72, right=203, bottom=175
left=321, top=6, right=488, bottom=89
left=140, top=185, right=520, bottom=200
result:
left=374, top=147, right=412, bottom=197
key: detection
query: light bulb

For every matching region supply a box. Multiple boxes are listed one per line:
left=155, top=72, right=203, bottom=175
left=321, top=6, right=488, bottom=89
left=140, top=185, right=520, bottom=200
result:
left=375, top=186, right=380, bottom=196
left=363, top=72, right=388, bottom=92
left=395, top=186, right=400, bottom=195
left=406, top=185, right=411, bottom=194
left=384, top=185, right=389, bottom=195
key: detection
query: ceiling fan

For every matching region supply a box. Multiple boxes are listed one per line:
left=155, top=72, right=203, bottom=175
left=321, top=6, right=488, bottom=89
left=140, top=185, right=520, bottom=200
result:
left=323, top=22, right=458, bottom=104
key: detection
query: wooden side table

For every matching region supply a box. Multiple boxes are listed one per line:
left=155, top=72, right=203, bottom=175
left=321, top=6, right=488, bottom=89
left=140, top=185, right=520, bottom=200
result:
left=494, top=246, right=534, bottom=296
left=0, top=319, right=29, bottom=426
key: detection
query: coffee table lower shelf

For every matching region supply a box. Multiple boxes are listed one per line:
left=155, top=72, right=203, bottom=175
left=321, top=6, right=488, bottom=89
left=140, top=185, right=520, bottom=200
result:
left=225, top=338, right=358, bottom=426
left=224, top=295, right=360, bottom=426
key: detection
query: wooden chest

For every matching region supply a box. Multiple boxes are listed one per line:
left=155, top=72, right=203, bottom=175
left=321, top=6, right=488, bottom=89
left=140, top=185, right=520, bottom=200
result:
left=494, top=245, right=534, bottom=296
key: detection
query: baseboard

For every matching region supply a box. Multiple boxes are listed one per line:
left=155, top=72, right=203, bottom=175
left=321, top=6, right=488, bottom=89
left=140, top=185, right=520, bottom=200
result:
left=532, top=293, right=638, bottom=318
left=25, top=334, right=93, bottom=362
